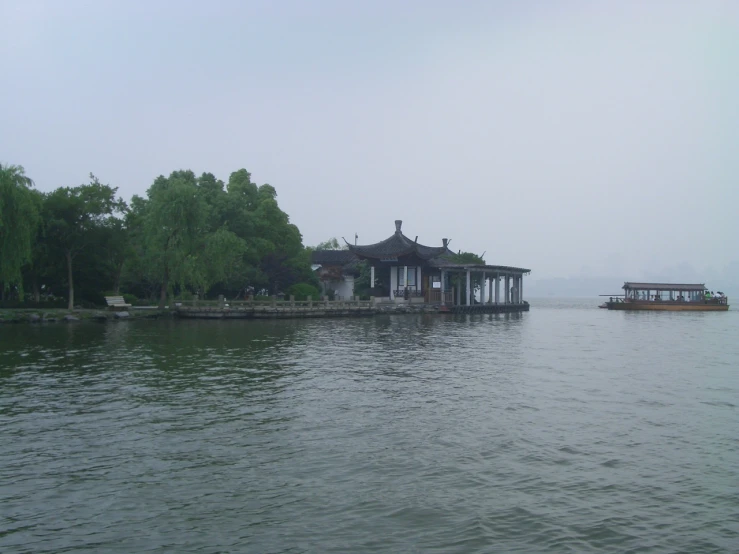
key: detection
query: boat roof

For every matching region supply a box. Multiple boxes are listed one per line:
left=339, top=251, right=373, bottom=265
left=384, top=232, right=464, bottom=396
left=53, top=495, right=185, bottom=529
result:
left=622, top=282, right=706, bottom=292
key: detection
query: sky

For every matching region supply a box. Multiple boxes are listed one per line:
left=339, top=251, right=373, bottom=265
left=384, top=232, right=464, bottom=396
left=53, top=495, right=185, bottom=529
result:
left=2, top=0, right=738, bottom=281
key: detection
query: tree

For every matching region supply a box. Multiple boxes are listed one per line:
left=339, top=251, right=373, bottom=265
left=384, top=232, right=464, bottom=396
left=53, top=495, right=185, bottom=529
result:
left=449, top=251, right=486, bottom=299
left=44, top=175, right=126, bottom=309
left=136, top=171, right=248, bottom=308
left=98, top=215, right=131, bottom=295
left=138, top=174, right=206, bottom=308
left=313, top=237, right=346, bottom=250
left=1, top=164, right=315, bottom=307
left=0, top=164, right=41, bottom=299
left=0, top=164, right=40, bottom=300
left=352, top=261, right=373, bottom=297
left=251, top=184, right=308, bottom=293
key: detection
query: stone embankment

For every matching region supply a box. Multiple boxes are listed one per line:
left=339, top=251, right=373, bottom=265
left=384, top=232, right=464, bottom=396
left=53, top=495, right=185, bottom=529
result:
left=0, top=309, right=167, bottom=324
left=175, top=298, right=530, bottom=319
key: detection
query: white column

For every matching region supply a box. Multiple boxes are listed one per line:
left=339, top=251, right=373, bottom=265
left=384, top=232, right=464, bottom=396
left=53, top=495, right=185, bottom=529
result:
left=390, top=267, right=396, bottom=299
left=370, top=266, right=375, bottom=289
left=495, top=275, right=500, bottom=304
left=440, top=270, right=446, bottom=306
left=519, top=275, right=524, bottom=303
left=517, top=276, right=522, bottom=303
left=466, top=270, right=471, bottom=305
left=480, top=272, right=486, bottom=304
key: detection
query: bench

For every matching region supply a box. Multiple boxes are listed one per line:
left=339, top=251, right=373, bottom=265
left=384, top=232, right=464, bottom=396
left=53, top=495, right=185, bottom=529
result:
left=105, top=296, right=132, bottom=310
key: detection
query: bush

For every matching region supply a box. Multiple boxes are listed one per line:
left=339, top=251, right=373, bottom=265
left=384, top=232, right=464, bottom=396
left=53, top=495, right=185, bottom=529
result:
left=122, top=293, right=137, bottom=305
left=288, top=283, right=321, bottom=301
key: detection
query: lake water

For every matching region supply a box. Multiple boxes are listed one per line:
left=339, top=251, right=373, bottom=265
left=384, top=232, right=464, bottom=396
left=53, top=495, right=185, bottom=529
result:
left=1, top=299, right=737, bottom=553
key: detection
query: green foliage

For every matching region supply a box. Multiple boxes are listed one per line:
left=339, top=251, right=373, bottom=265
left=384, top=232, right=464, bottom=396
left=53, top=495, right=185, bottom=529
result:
left=3, top=163, right=315, bottom=308
left=129, top=168, right=312, bottom=307
left=0, top=164, right=41, bottom=296
left=288, top=283, right=321, bottom=301
left=352, top=261, right=373, bottom=297
left=448, top=251, right=486, bottom=295
left=136, top=172, right=214, bottom=307
left=449, top=251, right=485, bottom=265
left=43, top=174, right=126, bottom=308
left=313, top=237, right=346, bottom=250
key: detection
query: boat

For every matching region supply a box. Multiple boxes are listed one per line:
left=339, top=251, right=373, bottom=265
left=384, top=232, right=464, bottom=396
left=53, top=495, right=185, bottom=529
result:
left=601, top=282, right=729, bottom=311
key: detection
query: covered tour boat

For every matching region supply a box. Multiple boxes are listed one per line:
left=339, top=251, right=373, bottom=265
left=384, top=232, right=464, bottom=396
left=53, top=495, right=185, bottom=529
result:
left=602, top=282, right=729, bottom=311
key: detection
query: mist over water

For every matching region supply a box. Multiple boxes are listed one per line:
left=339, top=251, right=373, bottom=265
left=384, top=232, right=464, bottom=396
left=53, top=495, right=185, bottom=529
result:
left=1, top=299, right=737, bottom=553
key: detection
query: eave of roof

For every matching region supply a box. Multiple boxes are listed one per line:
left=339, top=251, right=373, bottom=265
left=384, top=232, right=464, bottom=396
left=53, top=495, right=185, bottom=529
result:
left=430, top=261, right=531, bottom=274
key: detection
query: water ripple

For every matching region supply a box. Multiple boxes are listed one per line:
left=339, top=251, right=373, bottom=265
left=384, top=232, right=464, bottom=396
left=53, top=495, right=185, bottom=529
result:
left=1, top=301, right=738, bottom=552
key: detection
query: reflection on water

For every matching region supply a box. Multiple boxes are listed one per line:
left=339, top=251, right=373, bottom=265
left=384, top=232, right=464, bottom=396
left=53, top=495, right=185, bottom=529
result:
left=1, top=302, right=737, bottom=553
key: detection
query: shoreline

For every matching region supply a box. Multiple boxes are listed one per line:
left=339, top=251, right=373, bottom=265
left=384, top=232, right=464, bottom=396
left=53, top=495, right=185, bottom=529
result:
left=1, top=301, right=531, bottom=324
left=0, top=308, right=170, bottom=324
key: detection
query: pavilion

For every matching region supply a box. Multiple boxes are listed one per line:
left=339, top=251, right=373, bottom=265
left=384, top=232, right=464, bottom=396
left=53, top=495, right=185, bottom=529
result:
left=340, top=220, right=531, bottom=310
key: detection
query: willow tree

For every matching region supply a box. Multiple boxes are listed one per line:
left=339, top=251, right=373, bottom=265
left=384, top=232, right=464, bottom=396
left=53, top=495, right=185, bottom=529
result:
left=0, top=164, right=41, bottom=300
left=136, top=172, right=246, bottom=308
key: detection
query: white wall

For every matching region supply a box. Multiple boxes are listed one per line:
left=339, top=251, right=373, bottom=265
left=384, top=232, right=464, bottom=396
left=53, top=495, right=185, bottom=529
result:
left=334, top=276, right=354, bottom=300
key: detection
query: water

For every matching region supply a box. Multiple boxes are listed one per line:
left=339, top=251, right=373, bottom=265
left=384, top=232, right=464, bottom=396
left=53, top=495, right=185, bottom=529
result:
left=1, top=299, right=737, bottom=553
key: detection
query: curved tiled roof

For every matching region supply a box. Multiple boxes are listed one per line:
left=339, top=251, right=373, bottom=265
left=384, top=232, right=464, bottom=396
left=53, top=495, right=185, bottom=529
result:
left=341, top=220, right=531, bottom=274
left=347, top=220, right=448, bottom=261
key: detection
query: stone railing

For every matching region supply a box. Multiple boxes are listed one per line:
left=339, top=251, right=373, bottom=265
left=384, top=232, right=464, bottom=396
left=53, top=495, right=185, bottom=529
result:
left=174, top=295, right=375, bottom=310
left=393, top=289, right=424, bottom=299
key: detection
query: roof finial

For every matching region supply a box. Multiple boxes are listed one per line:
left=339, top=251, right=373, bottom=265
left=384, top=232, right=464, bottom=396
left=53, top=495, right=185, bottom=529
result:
left=394, top=220, right=402, bottom=233
left=442, top=238, right=448, bottom=248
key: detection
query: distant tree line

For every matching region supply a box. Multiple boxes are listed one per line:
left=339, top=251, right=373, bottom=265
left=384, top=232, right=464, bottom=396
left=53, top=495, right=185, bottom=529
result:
left=0, top=164, right=318, bottom=309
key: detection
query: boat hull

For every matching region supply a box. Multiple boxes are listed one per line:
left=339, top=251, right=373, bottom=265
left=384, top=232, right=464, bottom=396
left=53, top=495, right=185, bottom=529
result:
left=606, top=301, right=728, bottom=311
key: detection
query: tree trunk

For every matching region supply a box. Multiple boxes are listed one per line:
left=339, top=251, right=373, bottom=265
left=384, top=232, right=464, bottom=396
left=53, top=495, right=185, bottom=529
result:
left=158, top=268, right=168, bottom=309
left=66, top=249, right=74, bottom=310
left=113, top=261, right=124, bottom=295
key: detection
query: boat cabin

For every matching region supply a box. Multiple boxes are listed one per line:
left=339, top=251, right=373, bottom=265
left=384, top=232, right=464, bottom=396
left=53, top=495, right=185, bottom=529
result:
left=621, top=282, right=725, bottom=303
left=604, top=282, right=729, bottom=311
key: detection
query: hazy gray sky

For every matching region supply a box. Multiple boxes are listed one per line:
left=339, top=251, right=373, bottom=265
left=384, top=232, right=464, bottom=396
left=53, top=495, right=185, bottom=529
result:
left=2, top=0, right=737, bottom=279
